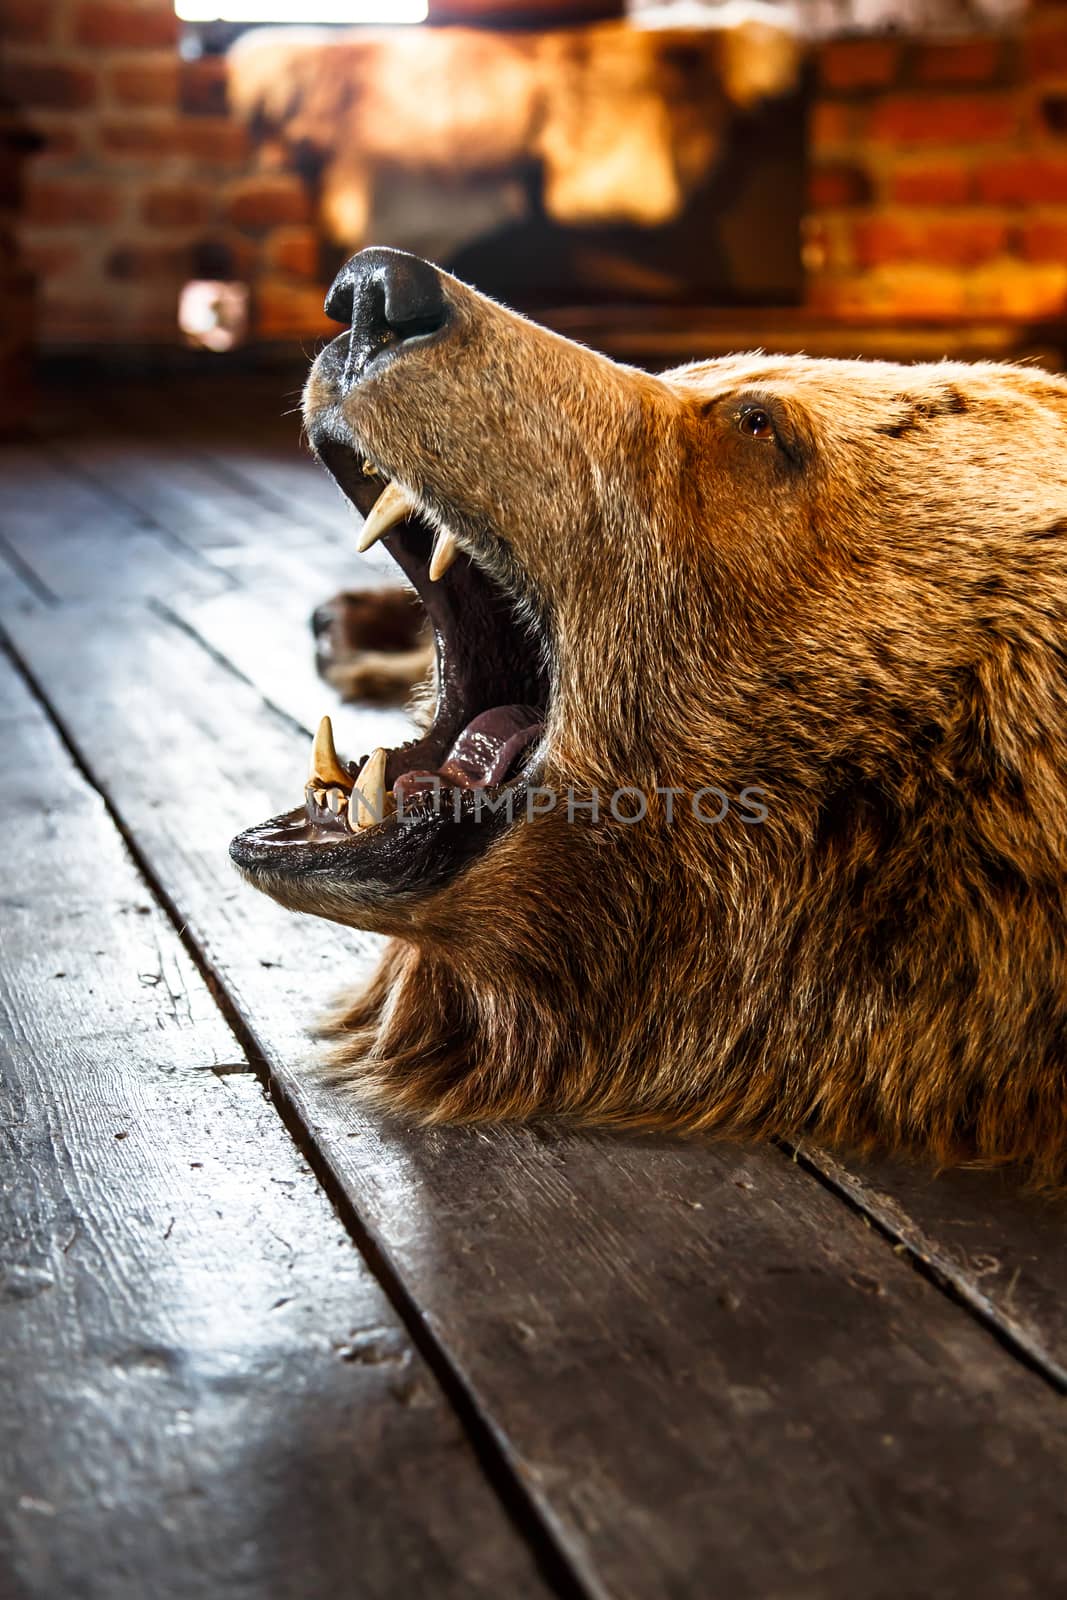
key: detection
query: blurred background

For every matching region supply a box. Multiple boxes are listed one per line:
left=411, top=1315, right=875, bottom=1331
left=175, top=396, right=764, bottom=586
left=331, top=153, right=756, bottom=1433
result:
left=6, top=0, right=1067, bottom=425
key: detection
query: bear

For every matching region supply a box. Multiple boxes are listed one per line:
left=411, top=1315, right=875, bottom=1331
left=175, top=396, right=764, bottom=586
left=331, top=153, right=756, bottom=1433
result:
left=230, top=247, right=1067, bottom=1188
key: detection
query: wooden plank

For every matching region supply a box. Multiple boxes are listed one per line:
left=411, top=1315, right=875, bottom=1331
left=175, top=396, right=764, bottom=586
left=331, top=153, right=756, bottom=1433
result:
left=0, top=651, right=552, bottom=1600
left=152, top=437, right=1067, bottom=1399
left=169, top=440, right=348, bottom=539
left=52, top=432, right=280, bottom=553
left=0, top=444, right=228, bottom=603
left=41, top=402, right=404, bottom=611
left=0, top=539, right=49, bottom=613
left=793, top=1145, right=1067, bottom=1391
left=92, top=374, right=352, bottom=537
left=49, top=426, right=353, bottom=569
left=163, top=586, right=415, bottom=761
left=10, top=598, right=1067, bottom=1600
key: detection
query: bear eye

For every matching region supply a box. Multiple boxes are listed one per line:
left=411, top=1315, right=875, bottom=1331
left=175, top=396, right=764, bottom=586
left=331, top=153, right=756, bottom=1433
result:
left=737, top=406, right=775, bottom=442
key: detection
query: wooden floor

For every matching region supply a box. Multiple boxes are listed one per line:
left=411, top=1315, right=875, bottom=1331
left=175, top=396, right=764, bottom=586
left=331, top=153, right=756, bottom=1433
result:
left=2, top=375, right=1066, bottom=1600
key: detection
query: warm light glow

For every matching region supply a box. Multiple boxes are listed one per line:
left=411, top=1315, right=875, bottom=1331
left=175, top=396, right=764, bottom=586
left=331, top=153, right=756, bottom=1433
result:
left=176, top=0, right=426, bottom=19
left=179, top=280, right=249, bottom=352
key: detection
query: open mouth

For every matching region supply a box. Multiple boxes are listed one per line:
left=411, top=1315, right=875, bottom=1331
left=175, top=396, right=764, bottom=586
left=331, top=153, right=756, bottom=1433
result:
left=229, top=433, right=552, bottom=899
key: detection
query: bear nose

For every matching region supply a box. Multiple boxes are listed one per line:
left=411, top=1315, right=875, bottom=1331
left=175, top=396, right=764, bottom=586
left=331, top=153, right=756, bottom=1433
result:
left=325, top=247, right=450, bottom=351
left=311, top=601, right=336, bottom=639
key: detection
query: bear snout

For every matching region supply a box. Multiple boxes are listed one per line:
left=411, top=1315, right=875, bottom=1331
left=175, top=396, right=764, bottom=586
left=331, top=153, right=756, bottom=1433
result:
left=323, top=246, right=453, bottom=388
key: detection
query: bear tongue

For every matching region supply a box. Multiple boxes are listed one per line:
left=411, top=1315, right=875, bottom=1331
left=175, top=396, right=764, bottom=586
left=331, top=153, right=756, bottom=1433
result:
left=396, top=706, right=542, bottom=798
left=437, top=705, right=542, bottom=785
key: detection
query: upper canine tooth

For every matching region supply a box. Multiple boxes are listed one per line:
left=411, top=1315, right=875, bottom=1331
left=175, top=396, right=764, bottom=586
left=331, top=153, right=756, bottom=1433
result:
left=348, top=747, right=388, bottom=831
left=356, top=482, right=417, bottom=553
left=309, top=715, right=351, bottom=789
left=428, top=529, right=459, bottom=582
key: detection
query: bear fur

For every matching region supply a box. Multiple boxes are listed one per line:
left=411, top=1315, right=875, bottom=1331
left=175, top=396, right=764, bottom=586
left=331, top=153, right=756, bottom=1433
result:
left=278, top=273, right=1067, bottom=1187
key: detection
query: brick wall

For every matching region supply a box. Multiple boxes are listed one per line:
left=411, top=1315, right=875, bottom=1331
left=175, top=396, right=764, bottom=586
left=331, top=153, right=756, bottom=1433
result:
left=7, top=1, right=1067, bottom=348
left=2, top=0, right=332, bottom=346
left=806, top=5, right=1067, bottom=321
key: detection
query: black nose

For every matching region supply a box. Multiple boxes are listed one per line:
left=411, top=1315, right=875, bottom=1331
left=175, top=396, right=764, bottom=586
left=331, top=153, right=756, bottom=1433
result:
left=324, top=248, right=450, bottom=379
left=311, top=601, right=336, bottom=639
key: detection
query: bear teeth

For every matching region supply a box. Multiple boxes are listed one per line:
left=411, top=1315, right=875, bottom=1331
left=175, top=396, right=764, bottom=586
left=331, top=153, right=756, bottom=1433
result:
left=308, top=714, right=352, bottom=789
left=348, top=748, right=389, bottom=831
left=429, top=529, right=458, bottom=582
left=356, top=481, right=417, bottom=552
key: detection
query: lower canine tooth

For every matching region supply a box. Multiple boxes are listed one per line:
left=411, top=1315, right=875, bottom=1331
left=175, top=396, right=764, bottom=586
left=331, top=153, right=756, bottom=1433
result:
left=348, top=748, right=388, bottom=831
left=429, top=529, right=458, bottom=582
left=357, top=482, right=417, bottom=553
left=309, top=715, right=351, bottom=788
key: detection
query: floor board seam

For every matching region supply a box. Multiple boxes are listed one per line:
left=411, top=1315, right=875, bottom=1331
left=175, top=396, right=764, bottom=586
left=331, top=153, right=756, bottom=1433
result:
left=0, top=626, right=596, bottom=1600
left=148, top=598, right=313, bottom=741
left=0, top=529, right=57, bottom=606
left=777, top=1138, right=1067, bottom=1395
left=46, top=445, right=240, bottom=587
left=52, top=603, right=1067, bottom=1406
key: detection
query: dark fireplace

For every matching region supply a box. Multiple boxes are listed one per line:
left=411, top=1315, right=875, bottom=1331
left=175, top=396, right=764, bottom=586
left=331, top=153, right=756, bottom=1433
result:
left=227, top=17, right=807, bottom=312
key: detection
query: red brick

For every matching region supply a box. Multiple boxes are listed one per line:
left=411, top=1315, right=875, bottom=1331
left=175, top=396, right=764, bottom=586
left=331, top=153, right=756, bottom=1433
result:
left=1024, top=26, right=1067, bottom=79
left=966, top=263, right=1067, bottom=319
left=22, top=237, right=88, bottom=276
left=1, top=62, right=96, bottom=111
left=850, top=216, right=912, bottom=269
left=106, top=240, right=191, bottom=280
left=75, top=2, right=178, bottom=50
left=108, top=59, right=178, bottom=108
left=141, top=183, right=214, bottom=227
left=179, top=57, right=228, bottom=117
left=37, top=290, right=128, bottom=341
left=889, top=163, right=972, bottom=205
left=977, top=156, right=1067, bottom=205
left=810, top=100, right=865, bottom=150
left=808, top=268, right=967, bottom=321
left=227, top=179, right=310, bottom=231
left=31, top=122, right=86, bottom=163
left=808, top=163, right=872, bottom=208
left=175, top=118, right=248, bottom=165
left=124, top=290, right=183, bottom=340
left=255, top=277, right=334, bottom=339
left=99, top=119, right=177, bottom=157
left=886, top=272, right=968, bottom=319
left=922, top=218, right=1009, bottom=267
left=5, top=0, right=59, bottom=43
left=868, top=94, right=1019, bottom=144
left=818, top=39, right=900, bottom=92
left=266, top=226, right=320, bottom=278
left=26, top=178, right=122, bottom=226
left=912, top=39, right=1003, bottom=85
left=1018, top=217, right=1067, bottom=261
left=852, top=214, right=1008, bottom=269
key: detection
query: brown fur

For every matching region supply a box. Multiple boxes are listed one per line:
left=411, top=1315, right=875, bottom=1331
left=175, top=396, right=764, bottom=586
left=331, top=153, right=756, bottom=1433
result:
left=297, top=277, right=1067, bottom=1186
left=313, top=586, right=431, bottom=702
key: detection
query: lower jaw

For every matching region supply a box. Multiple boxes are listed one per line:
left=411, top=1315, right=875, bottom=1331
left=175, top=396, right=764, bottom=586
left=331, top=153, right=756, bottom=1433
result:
left=228, top=769, right=535, bottom=913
